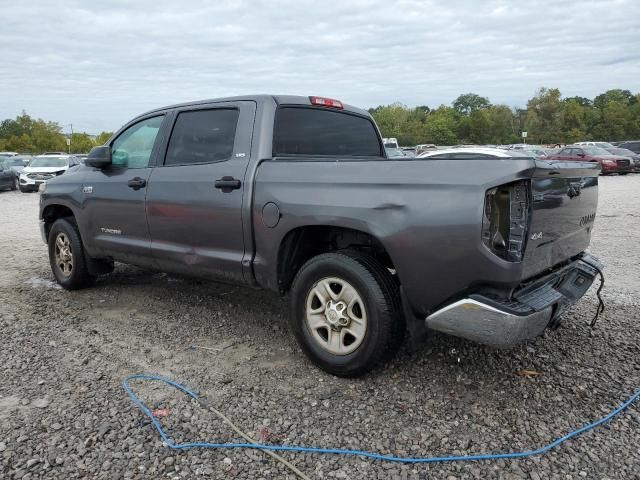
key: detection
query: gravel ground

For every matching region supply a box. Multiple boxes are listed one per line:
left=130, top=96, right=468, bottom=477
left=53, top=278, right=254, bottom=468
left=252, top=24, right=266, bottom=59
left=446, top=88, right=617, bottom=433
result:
left=0, top=175, right=639, bottom=480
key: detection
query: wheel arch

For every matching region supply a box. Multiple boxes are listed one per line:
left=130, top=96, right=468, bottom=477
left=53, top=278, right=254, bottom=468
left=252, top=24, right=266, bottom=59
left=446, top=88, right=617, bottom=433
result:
left=41, top=203, right=77, bottom=241
left=276, top=225, right=396, bottom=295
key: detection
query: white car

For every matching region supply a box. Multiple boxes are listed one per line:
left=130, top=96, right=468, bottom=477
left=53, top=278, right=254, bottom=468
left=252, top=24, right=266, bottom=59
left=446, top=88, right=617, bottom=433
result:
left=574, top=141, right=615, bottom=149
left=417, top=147, right=530, bottom=159
left=382, top=137, right=399, bottom=149
left=19, top=155, right=80, bottom=192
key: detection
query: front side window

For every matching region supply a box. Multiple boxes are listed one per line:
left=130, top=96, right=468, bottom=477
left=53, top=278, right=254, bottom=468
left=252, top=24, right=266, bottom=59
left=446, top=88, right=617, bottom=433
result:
left=273, top=107, right=382, bottom=157
left=111, top=116, right=164, bottom=169
left=164, top=109, right=239, bottom=166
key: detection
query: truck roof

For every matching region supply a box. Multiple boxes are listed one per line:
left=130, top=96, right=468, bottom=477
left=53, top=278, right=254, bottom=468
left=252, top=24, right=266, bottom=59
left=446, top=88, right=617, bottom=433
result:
left=141, top=94, right=370, bottom=119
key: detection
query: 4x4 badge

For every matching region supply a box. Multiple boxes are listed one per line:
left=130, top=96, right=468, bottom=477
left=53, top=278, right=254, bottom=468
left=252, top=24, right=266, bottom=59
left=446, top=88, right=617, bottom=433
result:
left=83, top=186, right=93, bottom=194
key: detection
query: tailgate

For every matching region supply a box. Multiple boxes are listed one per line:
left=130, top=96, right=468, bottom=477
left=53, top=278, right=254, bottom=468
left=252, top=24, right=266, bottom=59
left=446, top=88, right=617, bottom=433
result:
left=522, top=161, right=600, bottom=278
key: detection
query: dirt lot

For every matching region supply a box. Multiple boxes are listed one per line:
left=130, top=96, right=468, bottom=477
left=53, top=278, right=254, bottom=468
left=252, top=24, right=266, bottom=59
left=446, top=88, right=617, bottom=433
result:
left=0, top=176, right=639, bottom=480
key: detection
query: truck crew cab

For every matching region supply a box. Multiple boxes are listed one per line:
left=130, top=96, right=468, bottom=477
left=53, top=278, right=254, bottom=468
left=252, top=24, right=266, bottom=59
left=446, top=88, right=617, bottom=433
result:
left=39, top=95, right=602, bottom=376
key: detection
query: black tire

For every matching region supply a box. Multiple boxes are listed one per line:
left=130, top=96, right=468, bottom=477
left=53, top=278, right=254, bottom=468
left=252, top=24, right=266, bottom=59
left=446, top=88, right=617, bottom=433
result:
left=620, top=172, right=629, bottom=176
left=19, top=185, right=28, bottom=192
left=289, top=251, right=402, bottom=377
left=48, top=218, right=95, bottom=290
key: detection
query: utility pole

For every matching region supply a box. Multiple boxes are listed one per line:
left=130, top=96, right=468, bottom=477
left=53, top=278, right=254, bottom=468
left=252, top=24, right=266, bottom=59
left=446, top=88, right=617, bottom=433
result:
left=67, top=124, right=74, bottom=153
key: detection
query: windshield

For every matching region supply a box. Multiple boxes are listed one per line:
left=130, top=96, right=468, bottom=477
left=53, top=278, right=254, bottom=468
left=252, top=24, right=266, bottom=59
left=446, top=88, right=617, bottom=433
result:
left=584, top=147, right=611, bottom=156
left=609, top=148, right=633, bottom=156
left=595, top=142, right=614, bottom=149
left=4, top=158, right=29, bottom=167
left=28, top=157, right=68, bottom=168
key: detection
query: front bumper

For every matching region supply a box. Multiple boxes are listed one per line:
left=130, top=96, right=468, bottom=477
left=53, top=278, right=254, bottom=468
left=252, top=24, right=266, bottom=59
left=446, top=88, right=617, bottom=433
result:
left=425, top=253, right=602, bottom=347
left=19, top=174, right=44, bottom=191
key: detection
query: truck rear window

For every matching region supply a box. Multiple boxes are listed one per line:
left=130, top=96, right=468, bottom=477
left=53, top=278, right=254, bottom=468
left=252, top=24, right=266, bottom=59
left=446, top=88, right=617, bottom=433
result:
left=273, top=107, right=382, bottom=157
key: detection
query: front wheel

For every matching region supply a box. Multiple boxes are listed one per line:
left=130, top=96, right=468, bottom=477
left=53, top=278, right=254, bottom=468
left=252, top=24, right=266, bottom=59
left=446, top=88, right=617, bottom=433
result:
left=289, top=251, right=402, bottom=377
left=48, top=218, right=95, bottom=289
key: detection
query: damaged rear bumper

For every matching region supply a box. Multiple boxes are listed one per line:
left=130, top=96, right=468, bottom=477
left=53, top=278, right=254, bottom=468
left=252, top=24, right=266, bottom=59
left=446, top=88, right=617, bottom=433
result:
left=425, top=253, right=602, bottom=348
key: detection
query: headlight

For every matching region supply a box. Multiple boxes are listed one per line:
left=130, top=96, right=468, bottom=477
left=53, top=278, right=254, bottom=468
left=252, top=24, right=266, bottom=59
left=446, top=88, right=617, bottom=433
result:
left=38, top=182, right=47, bottom=193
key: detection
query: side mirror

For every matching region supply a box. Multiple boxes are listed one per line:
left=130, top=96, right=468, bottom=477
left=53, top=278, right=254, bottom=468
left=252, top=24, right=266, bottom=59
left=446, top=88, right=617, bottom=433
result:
left=85, top=146, right=112, bottom=168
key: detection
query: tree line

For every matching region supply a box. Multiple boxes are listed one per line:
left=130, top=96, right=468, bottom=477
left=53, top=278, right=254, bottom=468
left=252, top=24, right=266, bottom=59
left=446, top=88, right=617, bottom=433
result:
left=369, top=88, right=640, bottom=146
left=0, top=112, right=112, bottom=154
left=1, top=87, right=638, bottom=154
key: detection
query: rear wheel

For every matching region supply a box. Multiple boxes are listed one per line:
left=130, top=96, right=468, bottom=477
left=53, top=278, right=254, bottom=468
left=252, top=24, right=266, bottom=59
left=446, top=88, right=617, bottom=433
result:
left=48, top=218, right=95, bottom=289
left=289, top=251, right=402, bottom=377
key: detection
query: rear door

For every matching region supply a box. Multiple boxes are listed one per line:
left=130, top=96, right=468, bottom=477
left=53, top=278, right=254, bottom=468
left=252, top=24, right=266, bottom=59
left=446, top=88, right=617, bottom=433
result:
left=145, top=101, right=255, bottom=283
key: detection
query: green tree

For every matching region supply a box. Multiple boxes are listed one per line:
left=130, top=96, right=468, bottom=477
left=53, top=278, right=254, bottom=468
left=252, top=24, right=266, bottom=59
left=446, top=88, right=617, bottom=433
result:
left=487, top=105, right=518, bottom=144
left=95, top=132, right=113, bottom=145
left=70, top=133, right=96, bottom=153
left=424, top=106, right=458, bottom=145
left=453, top=93, right=491, bottom=116
left=594, top=89, right=635, bottom=110
left=526, top=87, right=563, bottom=143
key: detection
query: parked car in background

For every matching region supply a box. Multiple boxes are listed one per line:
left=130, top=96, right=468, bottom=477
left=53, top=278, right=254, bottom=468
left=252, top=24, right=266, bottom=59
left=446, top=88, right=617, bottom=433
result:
left=382, top=137, right=399, bottom=149
left=618, top=140, right=640, bottom=154
left=385, top=147, right=407, bottom=158
left=2, top=156, right=31, bottom=174
left=546, top=146, right=632, bottom=175
left=418, top=147, right=529, bottom=159
left=510, top=145, right=549, bottom=159
left=0, top=159, right=19, bottom=191
left=415, top=144, right=436, bottom=155
left=19, top=154, right=80, bottom=192
left=42, top=151, right=68, bottom=156
left=0, top=151, right=20, bottom=157
left=400, top=147, right=416, bottom=157
left=574, top=141, right=615, bottom=149
left=605, top=147, right=640, bottom=172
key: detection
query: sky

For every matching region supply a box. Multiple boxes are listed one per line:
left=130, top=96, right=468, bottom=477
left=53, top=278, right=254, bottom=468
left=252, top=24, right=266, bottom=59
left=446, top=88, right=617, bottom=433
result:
left=1, top=0, right=639, bottom=134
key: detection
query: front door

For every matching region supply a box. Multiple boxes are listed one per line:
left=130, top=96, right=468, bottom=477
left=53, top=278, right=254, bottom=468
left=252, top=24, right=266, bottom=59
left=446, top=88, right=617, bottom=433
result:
left=80, top=114, right=167, bottom=266
left=145, top=102, right=255, bottom=283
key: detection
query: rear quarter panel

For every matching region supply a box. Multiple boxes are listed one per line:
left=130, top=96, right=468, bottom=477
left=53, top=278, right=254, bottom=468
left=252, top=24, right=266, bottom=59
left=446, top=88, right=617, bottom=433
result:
left=252, top=158, right=538, bottom=316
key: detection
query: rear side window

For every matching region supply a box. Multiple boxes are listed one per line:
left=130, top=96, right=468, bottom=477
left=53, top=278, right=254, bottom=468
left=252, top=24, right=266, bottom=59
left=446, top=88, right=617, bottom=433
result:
left=273, top=107, right=382, bottom=157
left=165, top=109, right=239, bottom=166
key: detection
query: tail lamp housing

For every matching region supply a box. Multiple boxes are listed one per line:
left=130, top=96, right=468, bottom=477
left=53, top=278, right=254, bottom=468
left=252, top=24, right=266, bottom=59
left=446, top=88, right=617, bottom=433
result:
left=482, top=180, right=530, bottom=262
left=309, top=96, right=344, bottom=109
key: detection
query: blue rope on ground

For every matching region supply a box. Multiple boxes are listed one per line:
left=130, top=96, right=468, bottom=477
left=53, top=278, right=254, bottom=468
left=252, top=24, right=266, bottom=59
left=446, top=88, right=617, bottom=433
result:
left=123, top=374, right=639, bottom=464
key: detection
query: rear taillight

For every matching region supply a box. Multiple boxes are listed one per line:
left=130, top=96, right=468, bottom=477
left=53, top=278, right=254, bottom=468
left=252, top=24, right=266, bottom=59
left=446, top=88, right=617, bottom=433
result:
left=309, top=96, right=344, bottom=109
left=482, top=180, right=530, bottom=262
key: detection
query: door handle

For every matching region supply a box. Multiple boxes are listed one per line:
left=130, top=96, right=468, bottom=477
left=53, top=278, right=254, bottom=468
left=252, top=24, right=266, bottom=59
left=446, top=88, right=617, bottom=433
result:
left=214, top=176, right=241, bottom=192
left=127, top=177, right=147, bottom=190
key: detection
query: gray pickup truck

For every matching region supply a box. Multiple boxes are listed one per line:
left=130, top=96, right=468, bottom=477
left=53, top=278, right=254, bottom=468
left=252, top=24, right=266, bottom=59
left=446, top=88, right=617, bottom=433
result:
left=39, top=95, right=602, bottom=376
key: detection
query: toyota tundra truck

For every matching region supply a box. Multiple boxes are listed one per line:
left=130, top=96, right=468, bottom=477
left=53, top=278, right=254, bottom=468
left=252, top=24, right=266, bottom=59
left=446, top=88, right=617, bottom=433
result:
left=39, top=95, right=602, bottom=376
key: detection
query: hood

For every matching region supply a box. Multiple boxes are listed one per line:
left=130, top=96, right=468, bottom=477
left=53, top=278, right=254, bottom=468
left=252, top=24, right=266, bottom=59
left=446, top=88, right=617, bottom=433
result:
left=22, top=165, right=68, bottom=174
